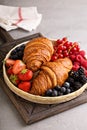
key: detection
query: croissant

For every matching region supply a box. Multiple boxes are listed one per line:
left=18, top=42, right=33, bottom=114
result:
left=30, top=57, right=73, bottom=95
left=23, top=37, right=54, bottom=72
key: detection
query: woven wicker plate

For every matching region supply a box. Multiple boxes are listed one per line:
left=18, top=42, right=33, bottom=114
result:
left=3, top=41, right=87, bottom=104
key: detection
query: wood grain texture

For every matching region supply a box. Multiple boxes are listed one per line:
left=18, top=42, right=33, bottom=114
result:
left=0, top=30, right=87, bottom=125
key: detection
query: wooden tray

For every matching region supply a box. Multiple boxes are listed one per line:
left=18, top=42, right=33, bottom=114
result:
left=1, top=27, right=87, bottom=124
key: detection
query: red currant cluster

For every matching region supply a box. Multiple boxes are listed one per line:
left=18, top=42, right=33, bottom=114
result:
left=51, top=37, right=87, bottom=76
left=51, top=37, right=80, bottom=61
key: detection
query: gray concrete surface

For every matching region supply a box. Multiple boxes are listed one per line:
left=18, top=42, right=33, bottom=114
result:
left=0, top=0, right=87, bottom=130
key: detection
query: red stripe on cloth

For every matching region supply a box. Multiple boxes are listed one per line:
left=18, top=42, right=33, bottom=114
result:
left=13, top=7, right=23, bottom=25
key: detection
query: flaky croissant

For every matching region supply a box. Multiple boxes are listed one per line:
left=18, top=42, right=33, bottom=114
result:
left=30, top=57, right=73, bottom=95
left=23, top=37, right=54, bottom=72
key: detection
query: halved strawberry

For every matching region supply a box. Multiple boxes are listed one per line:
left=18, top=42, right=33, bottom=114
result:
left=12, top=60, right=26, bottom=74
left=18, top=81, right=31, bottom=92
left=5, top=59, right=15, bottom=67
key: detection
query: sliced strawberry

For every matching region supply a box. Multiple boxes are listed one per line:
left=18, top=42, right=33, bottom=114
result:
left=12, top=60, right=26, bottom=74
left=18, top=69, right=33, bottom=81
left=18, top=81, right=31, bottom=92
left=5, top=59, right=15, bottom=67
left=10, top=74, right=20, bottom=85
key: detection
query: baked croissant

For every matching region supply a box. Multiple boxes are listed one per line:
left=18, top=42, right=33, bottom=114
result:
left=30, top=57, right=72, bottom=95
left=23, top=37, right=54, bottom=72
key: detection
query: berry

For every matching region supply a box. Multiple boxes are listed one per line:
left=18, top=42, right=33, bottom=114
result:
left=78, top=67, right=85, bottom=75
left=69, top=70, right=79, bottom=80
left=61, top=87, right=66, bottom=93
left=63, top=82, right=70, bottom=88
left=58, top=91, right=63, bottom=96
left=69, top=55, right=76, bottom=61
left=67, top=77, right=74, bottom=86
left=5, top=59, right=15, bottom=67
left=9, top=44, right=25, bottom=60
left=51, top=55, right=57, bottom=61
left=79, top=75, right=87, bottom=85
left=18, top=69, right=33, bottom=81
left=12, top=60, right=26, bottom=74
left=52, top=89, right=58, bottom=96
left=72, top=64, right=80, bottom=71
left=18, top=81, right=31, bottom=92
left=74, top=82, right=82, bottom=90
left=79, top=50, right=86, bottom=57
left=54, top=85, right=61, bottom=91
left=62, top=37, right=67, bottom=42
left=66, top=88, right=71, bottom=94
left=58, top=54, right=63, bottom=58
left=10, top=74, right=20, bottom=85
left=45, top=89, right=53, bottom=96
left=7, top=67, right=13, bottom=75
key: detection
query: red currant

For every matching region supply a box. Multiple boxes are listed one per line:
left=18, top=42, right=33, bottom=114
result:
left=62, top=37, right=67, bottom=42
left=58, top=45, right=64, bottom=50
left=56, top=39, right=62, bottom=45
left=57, top=49, right=62, bottom=54
left=63, top=50, right=69, bottom=57
left=62, top=45, right=67, bottom=50
left=51, top=55, right=58, bottom=61
left=58, top=54, right=63, bottom=58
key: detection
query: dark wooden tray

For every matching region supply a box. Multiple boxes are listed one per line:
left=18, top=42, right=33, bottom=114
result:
left=1, top=27, right=87, bottom=125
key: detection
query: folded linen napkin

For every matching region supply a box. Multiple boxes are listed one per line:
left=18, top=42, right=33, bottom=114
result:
left=0, top=5, right=42, bottom=31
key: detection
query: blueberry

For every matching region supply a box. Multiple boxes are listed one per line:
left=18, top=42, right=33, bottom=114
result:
left=52, top=89, right=58, bottom=97
left=66, top=88, right=71, bottom=94
left=61, top=87, right=66, bottom=93
left=54, top=85, right=61, bottom=91
left=63, top=82, right=70, bottom=88
left=58, top=91, right=63, bottom=96
left=45, top=89, right=53, bottom=96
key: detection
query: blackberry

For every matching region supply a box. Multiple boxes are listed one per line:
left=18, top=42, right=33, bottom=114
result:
left=78, top=67, right=85, bottom=75
left=9, top=44, right=25, bottom=60
left=73, top=82, right=82, bottom=90
left=79, top=75, right=87, bottom=85
left=69, top=70, right=75, bottom=77
left=71, top=71, right=79, bottom=80
left=67, top=77, right=74, bottom=86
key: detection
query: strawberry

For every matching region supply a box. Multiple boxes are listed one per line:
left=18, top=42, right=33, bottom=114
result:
left=18, top=69, right=33, bottom=81
left=12, top=60, right=26, bottom=74
left=10, top=74, right=20, bottom=85
left=18, top=81, right=31, bottom=92
left=5, top=59, right=15, bottom=67
left=7, top=67, right=13, bottom=75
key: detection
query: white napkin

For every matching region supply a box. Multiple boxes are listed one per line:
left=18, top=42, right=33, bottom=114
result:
left=0, top=5, right=42, bottom=31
